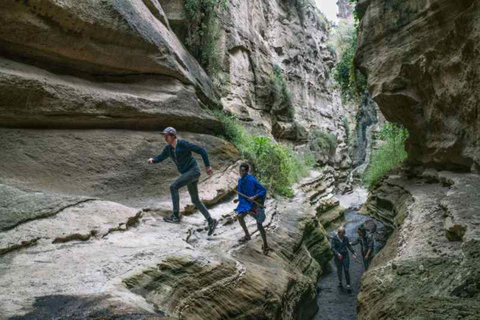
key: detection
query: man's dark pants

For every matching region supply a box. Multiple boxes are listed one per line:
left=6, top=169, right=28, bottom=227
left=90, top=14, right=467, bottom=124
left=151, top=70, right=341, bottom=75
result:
left=334, top=255, right=351, bottom=285
left=170, top=166, right=211, bottom=221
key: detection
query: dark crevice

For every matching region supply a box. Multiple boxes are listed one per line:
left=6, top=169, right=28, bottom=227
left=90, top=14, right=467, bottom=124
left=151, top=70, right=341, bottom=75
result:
left=2, top=198, right=96, bottom=232
left=0, top=237, right=40, bottom=256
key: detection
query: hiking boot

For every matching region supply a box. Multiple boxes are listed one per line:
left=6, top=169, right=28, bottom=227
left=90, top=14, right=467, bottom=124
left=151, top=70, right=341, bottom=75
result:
left=164, top=214, right=180, bottom=223
left=208, top=218, right=218, bottom=236
left=346, top=285, right=352, bottom=293
left=338, top=282, right=343, bottom=288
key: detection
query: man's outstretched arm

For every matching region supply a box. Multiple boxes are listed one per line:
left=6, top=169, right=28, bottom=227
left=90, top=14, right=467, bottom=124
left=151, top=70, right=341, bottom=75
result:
left=148, top=146, right=169, bottom=164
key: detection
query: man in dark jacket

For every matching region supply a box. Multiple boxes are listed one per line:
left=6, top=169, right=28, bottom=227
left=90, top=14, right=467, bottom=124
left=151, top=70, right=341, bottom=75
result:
left=148, top=127, right=218, bottom=235
left=234, top=163, right=269, bottom=255
left=351, top=226, right=375, bottom=270
left=331, top=226, right=357, bottom=292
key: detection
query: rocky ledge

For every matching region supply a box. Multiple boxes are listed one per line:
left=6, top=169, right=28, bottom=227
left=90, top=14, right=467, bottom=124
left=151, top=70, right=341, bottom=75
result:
left=0, top=166, right=337, bottom=319
left=358, top=169, right=480, bottom=319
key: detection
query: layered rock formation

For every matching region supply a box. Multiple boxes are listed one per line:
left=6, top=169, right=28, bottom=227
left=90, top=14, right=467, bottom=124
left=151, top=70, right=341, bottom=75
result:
left=0, top=168, right=333, bottom=319
left=355, top=0, right=480, bottom=171
left=359, top=170, right=480, bottom=319
left=337, top=0, right=354, bottom=21
left=0, top=0, right=221, bottom=133
left=160, top=0, right=357, bottom=182
left=355, top=1, right=480, bottom=318
left=0, top=0, right=354, bottom=318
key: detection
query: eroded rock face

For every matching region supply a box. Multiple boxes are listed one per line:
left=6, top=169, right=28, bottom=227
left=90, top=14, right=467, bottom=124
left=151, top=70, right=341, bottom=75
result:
left=355, top=0, right=480, bottom=171
left=0, top=129, right=237, bottom=207
left=219, top=1, right=356, bottom=151
left=160, top=0, right=357, bottom=181
left=336, top=0, right=354, bottom=21
left=0, top=0, right=220, bottom=132
left=0, top=169, right=332, bottom=320
left=359, top=170, right=480, bottom=319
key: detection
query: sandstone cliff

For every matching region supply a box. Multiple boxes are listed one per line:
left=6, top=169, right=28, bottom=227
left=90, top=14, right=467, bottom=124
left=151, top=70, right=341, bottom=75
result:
left=355, top=0, right=480, bottom=171
left=0, top=0, right=351, bottom=318
left=355, top=1, right=480, bottom=318
left=160, top=0, right=358, bottom=184
left=359, top=170, right=480, bottom=319
left=0, top=168, right=334, bottom=319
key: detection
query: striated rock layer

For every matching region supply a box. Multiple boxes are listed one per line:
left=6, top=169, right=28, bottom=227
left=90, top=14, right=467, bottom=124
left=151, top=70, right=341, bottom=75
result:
left=355, top=0, right=480, bottom=171
left=160, top=0, right=357, bottom=183
left=359, top=169, right=480, bottom=319
left=0, top=169, right=333, bottom=319
left=0, top=0, right=221, bottom=133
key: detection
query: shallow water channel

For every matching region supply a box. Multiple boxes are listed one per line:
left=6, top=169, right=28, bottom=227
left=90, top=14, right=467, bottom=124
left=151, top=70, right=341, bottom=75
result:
left=313, top=188, right=385, bottom=320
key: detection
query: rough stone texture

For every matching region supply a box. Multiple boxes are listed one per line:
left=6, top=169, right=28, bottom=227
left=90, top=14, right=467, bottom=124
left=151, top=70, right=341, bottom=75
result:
left=352, top=94, right=383, bottom=169
left=363, top=175, right=414, bottom=232
left=0, top=184, right=93, bottom=232
left=355, top=0, right=480, bottom=171
left=0, top=0, right=220, bottom=132
left=0, top=1, right=360, bottom=318
left=336, top=0, right=354, bottom=21
left=359, top=170, right=480, bottom=319
left=0, top=129, right=238, bottom=207
left=0, top=170, right=332, bottom=320
left=160, top=0, right=357, bottom=181
left=219, top=0, right=356, bottom=162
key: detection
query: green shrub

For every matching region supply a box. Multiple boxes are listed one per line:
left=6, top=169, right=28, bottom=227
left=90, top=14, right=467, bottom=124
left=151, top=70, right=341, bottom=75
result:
left=329, top=1, right=367, bottom=103
left=363, top=123, right=408, bottom=188
left=216, top=112, right=311, bottom=196
left=270, top=64, right=295, bottom=119
left=309, top=129, right=337, bottom=156
left=184, top=0, right=227, bottom=77
left=343, top=116, right=350, bottom=143
left=331, top=21, right=366, bottom=103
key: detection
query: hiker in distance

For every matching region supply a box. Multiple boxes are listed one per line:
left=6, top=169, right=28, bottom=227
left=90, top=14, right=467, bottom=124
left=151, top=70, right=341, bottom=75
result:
left=147, top=127, right=218, bottom=236
left=331, top=226, right=357, bottom=293
left=234, top=163, right=270, bottom=255
left=351, top=226, right=375, bottom=270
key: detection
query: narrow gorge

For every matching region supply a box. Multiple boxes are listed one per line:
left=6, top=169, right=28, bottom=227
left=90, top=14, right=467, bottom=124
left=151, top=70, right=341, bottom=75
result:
left=0, top=0, right=478, bottom=319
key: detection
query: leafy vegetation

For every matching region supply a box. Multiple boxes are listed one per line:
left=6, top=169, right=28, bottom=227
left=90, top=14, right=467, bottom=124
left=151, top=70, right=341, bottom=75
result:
left=343, top=116, right=350, bottom=143
left=363, top=123, right=408, bottom=188
left=330, top=21, right=366, bottom=103
left=216, top=112, right=312, bottom=197
left=183, top=0, right=227, bottom=76
left=309, top=129, right=337, bottom=156
left=270, top=64, right=295, bottom=119
left=329, top=0, right=367, bottom=103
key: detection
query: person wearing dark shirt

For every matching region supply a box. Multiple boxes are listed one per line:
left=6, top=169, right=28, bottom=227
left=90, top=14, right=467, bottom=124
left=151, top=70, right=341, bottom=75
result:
left=148, top=127, right=218, bottom=235
left=351, top=226, right=375, bottom=270
left=234, top=163, right=269, bottom=255
left=330, top=226, right=357, bottom=292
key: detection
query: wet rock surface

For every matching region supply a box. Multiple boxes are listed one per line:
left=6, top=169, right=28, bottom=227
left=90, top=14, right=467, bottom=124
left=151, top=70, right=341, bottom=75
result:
left=314, top=211, right=376, bottom=320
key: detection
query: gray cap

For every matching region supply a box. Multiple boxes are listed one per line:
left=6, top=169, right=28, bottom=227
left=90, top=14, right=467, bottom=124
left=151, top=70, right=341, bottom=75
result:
left=162, top=127, right=177, bottom=135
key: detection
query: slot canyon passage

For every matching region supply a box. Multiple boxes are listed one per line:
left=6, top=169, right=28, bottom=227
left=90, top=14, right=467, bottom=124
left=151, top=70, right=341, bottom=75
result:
left=0, top=0, right=479, bottom=319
